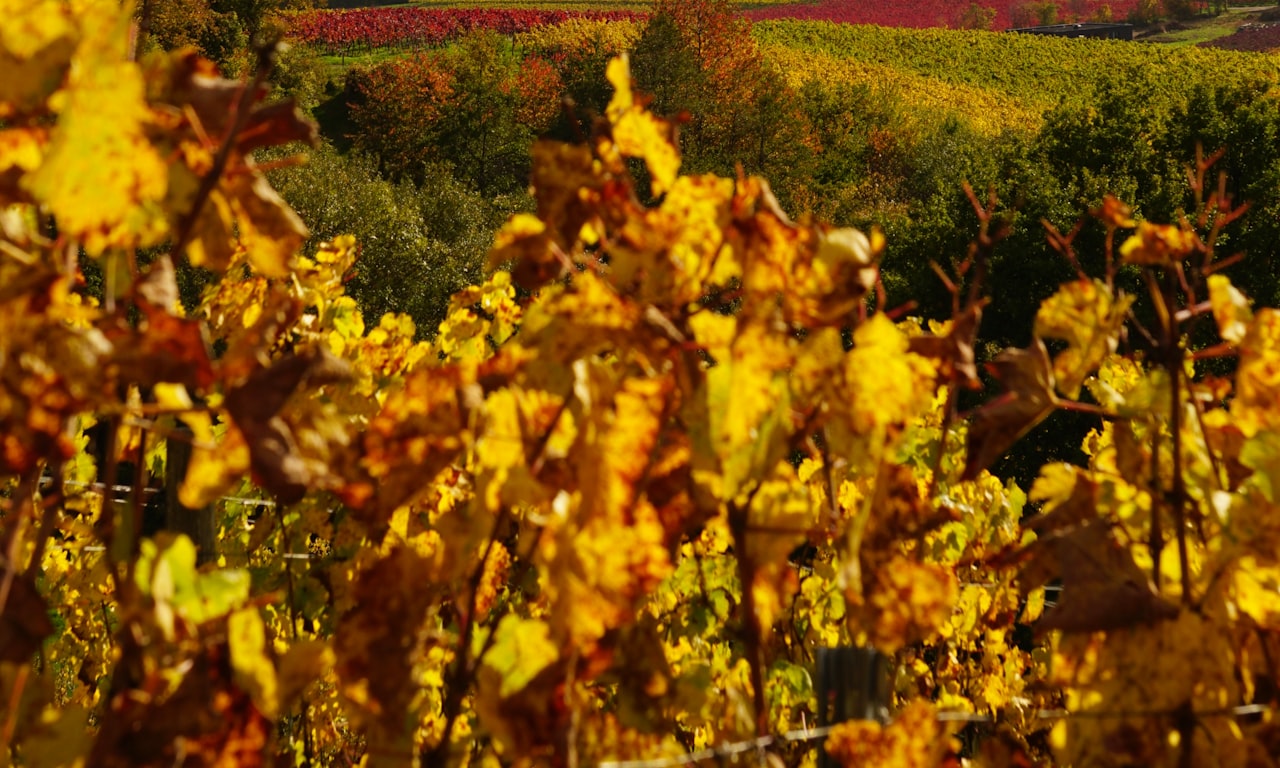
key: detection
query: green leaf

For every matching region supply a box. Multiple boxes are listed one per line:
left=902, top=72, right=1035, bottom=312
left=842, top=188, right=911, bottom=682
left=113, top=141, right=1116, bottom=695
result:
left=136, top=535, right=251, bottom=638
left=483, top=615, right=559, bottom=698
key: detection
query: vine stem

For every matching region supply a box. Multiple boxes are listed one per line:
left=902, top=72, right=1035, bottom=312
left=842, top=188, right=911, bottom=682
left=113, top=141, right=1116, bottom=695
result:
left=726, top=485, right=767, bottom=740
left=421, top=508, right=512, bottom=768
left=1165, top=271, right=1193, bottom=606
left=276, top=502, right=316, bottom=766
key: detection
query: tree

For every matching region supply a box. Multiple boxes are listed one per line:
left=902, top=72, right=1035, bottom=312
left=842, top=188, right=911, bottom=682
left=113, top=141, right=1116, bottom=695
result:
left=141, top=0, right=246, bottom=67
left=958, top=3, right=998, bottom=29
left=347, top=32, right=561, bottom=195
left=631, top=0, right=812, bottom=199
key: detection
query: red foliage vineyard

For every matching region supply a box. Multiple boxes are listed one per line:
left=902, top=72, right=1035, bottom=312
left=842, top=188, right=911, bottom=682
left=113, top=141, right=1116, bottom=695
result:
left=288, top=7, right=646, bottom=54
left=747, top=0, right=1143, bottom=30
left=1201, top=22, right=1280, bottom=51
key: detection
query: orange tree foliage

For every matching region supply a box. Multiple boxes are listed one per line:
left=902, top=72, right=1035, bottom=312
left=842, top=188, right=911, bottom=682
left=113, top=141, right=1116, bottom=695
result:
left=347, top=32, right=563, bottom=192
left=4, top=3, right=1280, bottom=768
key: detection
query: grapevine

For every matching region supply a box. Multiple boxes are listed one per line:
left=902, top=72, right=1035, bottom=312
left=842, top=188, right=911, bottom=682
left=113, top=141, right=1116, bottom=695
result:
left=3, top=3, right=1280, bottom=768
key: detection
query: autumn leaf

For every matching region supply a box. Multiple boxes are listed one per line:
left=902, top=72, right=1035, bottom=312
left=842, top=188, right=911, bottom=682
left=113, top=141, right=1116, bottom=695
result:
left=1024, top=523, right=1177, bottom=634
left=909, top=301, right=984, bottom=388
left=224, top=347, right=352, bottom=503
left=228, top=608, right=279, bottom=720
left=1119, top=221, right=1198, bottom=267
left=844, top=314, right=936, bottom=436
left=224, top=169, right=309, bottom=279
left=108, top=299, right=215, bottom=391
left=604, top=54, right=680, bottom=196
left=1034, top=278, right=1132, bottom=398
left=23, top=0, right=168, bottom=254
left=826, top=700, right=949, bottom=768
left=963, top=341, right=1058, bottom=481
left=334, top=546, right=435, bottom=734
left=1208, top=273, right=1252, bottom=345
left=482, top=615, right=560, bottom=698
left=277, top=640, right=334, bottom=714
left=0, top=0, right=77, bottom=118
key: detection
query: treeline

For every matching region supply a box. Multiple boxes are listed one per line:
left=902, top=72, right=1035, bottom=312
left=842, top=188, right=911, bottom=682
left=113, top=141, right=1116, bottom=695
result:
left=265, top=0, right=1280, bottom=478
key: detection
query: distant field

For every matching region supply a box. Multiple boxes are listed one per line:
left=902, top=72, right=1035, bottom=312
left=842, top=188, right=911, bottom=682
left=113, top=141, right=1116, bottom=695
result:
left=752, top=20, right=1280, bottom=132
left=1205, top=21, right=1280, bottom=50
left=328, top=0, right=792, bottom=8
left=747, top=0, right=1144, bottom=29
left=291, top=6, right=646, bottom=54
left=291, top=1, right=1280, bottom=124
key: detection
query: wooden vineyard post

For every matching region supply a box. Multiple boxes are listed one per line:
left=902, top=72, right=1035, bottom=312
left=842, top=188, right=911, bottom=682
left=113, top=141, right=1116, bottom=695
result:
left=816, top=646, right=892, bottom=768
left=165, top=423, right=217, bottom=565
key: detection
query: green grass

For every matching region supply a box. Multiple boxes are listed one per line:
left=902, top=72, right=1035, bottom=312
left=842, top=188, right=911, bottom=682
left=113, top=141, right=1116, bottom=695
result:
left=1139, top=7, right=1272, bottom=47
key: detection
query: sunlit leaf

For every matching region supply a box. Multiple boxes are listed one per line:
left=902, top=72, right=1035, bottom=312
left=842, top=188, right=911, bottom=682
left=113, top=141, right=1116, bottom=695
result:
left=605, top=54, right=680, bottom=196
left=1208, top=273, right=1252, bottom=345
left=1034, top=278, right=1131, bottom=398
left=228, top=608, right=279, bottom=720
left=483, top=615, right=559, bottom=698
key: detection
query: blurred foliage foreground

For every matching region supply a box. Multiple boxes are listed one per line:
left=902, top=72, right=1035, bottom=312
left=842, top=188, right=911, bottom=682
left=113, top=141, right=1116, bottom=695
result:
left=5, top=2, right=1280, bottom=767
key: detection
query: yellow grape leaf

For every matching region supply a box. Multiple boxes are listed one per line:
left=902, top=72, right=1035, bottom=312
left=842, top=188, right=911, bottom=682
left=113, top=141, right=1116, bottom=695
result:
left=825, top=700, right=947, bottom=768
left=154, top=382, right=219, bottom=500
left=183, top=188, right=237, bottom=273
left=278, top=640, right=334, bottom=713
left=0, top=128, right=46, bottom=203
left=0, top=0, right=77, bottom=117
left=655, top=174, right=734, bottom=302
left=688, top=310, right=736, bottom=364
left=1231, top=558, right=1280, bottom=628
left=1034, top=278, right=1132, bottom=398
left=181, top=419, right=251, bottom=510
left=471, top=387, right=519, bottom=468
left=488, top=212, right=550, bottom=268
left=860, top=556, right=958, bottom=652
left=605, top=55, right=679, bottom=196
left=844, top=314, right=935, bottom=435
left=225, top=170, right=307, bottom=278
left=1026, top=462, right=1098, bottom=536
left=802, top=226, right=881, bottom=325
left=909, top=301, right=983, bottom=388
left=705, top=318, right=793, bottom=499
left=135, top=535, right=251, bottom=639
left=24, top=0, right=168, bottom=253
left=1023, top=587, right=1046, bottom=622
left=437, top=306, right=492, bottom=361
left=483, top=615, right=559, bottom=698
left=1118, top=221, right=1198, bottom=267
left=1233, top=308, right=1280, bottom=437
left=581, top=373, right=671, bottom=520
left=790, top=326, right=845, bottom=404
left=1208, top=273, right=1251, bottom=345
left=334, top=546, right=435, bottom=732
left=14, top=705, right=89, bottom=768
left=228, top=607, right=279, bottom=719
left=1030, top=523, right=1177, bottom=634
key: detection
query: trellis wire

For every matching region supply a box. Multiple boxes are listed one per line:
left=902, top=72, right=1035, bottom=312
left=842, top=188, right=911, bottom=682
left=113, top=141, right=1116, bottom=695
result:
left=25, top=478, right=1280, bottom=765
left=51, top=479, right=277, bottom=508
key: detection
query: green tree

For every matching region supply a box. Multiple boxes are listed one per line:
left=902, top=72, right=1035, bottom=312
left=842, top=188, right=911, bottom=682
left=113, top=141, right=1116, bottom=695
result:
left=631, top=0, right=811, bottom=199
left=347, top=32, right=560, bottom=195
left=265, top=144, right=527, bottom=335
